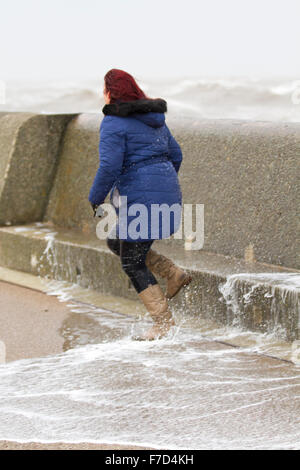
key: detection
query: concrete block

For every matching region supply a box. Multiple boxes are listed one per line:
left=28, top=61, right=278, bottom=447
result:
left=0, top=112, right=76, bottom=225
left=44, top=114, right=101, bottom=235
left=170, top=118, right=300, bottom=269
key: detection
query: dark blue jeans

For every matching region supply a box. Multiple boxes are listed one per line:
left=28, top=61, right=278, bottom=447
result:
left=106, top=233, right=158, bottom=294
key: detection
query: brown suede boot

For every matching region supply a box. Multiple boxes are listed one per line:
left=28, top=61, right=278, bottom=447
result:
left=146, top=249, right=192, bottom=299
left=134, top=284, right=175, bottom=341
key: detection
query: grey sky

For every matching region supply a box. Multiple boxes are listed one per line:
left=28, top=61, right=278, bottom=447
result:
left=1, top=0, right=299, bottom=80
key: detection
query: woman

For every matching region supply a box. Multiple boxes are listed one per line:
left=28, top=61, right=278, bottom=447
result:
left=89, top=69, right=192, bottom=340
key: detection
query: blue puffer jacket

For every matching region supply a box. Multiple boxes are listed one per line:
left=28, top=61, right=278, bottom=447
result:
left=89, top=98, right=183, bottom=242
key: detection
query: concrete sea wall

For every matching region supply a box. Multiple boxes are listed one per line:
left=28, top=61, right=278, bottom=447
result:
left=44, top=114, right=300, bottom=269
left=0, top=113, right=74, bottom=225
left=173, top=118, right=300, bottom=270
left=0, top=112, right=299, bottom=340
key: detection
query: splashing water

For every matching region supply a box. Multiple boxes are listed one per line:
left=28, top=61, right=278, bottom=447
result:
left=0, top=311, right=299, bottom=449
left=0, top=279, right=299, bottom=449
left=219, top=273, right=300, bottom=341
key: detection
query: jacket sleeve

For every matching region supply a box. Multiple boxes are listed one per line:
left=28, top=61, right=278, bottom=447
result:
left=88, top=120, right=126, bottom=206
left=165, top=125, right=183, bottom=173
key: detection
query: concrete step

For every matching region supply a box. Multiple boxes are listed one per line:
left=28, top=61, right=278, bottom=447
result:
left=0, top=222, right=299, bottom=341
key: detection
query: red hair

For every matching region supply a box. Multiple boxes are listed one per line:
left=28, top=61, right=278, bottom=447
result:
left=104, top=69, right=148, bottom=104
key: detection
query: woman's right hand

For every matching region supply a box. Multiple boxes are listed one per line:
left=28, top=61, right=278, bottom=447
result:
left=91, top=203, right=98, bottom=217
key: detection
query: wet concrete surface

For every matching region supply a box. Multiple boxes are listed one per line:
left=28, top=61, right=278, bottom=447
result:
left=0, top=280, right=68, bottom=362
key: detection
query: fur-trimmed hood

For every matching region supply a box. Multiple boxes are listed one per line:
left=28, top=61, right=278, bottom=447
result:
left=102, top=98, right=167, bottom=128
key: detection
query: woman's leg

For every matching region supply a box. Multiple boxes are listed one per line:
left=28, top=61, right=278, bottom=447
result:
left=120, top=240, right=157, bottom=293
left=106, top=224, right=120, bottom=256
left=106, top=236, right=120, bottom=256
left=146, top=249, right=192, bottom=299
left=120, top=240, right=174, bottom=340
left=106, top=231, right=175, bottom=340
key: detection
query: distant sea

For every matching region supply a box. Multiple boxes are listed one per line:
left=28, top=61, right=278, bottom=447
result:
left=0, top=76, right=299, bottom=122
